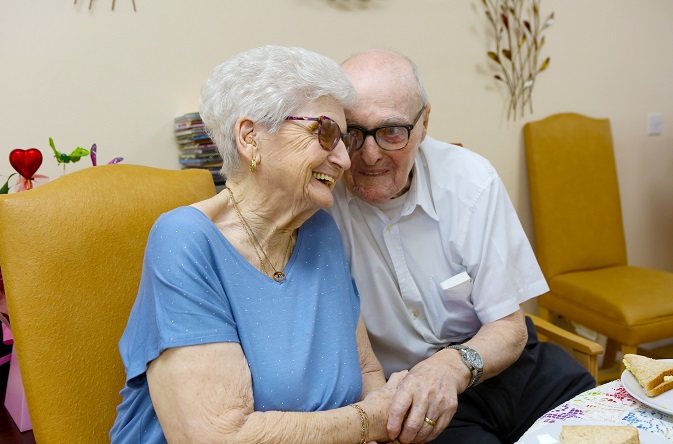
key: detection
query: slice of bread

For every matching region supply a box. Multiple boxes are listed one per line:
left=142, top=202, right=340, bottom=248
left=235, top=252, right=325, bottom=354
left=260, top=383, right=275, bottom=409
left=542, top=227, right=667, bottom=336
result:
left=623, top=354, right=673, bottom=397
left=559, top=425, right=640, bottom=443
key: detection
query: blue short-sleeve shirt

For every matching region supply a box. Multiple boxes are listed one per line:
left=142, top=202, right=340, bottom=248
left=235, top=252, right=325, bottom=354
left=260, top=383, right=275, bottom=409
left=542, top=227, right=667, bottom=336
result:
left=110, top=207, right=362, bottom=443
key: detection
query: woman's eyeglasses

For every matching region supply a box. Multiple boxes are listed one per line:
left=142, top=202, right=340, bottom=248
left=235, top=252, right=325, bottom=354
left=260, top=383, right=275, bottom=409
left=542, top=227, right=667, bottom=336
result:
left=346, top=105, right=426, bottom=153
left=285, top=116, right=355, bottom=153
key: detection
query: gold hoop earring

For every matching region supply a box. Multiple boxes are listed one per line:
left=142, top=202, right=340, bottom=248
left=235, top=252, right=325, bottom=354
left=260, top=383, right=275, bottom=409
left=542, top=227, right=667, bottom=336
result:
left=250, top=158, right=257, bottom=173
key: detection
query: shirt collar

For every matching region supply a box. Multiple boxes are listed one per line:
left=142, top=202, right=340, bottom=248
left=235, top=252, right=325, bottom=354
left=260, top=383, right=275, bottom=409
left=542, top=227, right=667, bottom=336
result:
left=402, top=153, right=439, bottom=221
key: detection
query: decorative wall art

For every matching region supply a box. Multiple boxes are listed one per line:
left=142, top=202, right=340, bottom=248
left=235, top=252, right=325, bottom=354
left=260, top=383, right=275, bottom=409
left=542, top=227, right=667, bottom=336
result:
left=480, top=0, right=554, bottom=121
left=73, top=0, right=137, bottom=12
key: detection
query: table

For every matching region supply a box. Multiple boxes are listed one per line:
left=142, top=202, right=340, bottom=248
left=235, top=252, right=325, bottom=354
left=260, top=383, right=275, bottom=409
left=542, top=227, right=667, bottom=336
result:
left=520, top=379, right=673, bottom=442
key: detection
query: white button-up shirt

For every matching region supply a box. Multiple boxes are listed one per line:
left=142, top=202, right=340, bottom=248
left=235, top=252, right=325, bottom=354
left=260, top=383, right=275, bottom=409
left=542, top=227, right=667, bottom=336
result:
left=328, top=136, right=549, bottom=376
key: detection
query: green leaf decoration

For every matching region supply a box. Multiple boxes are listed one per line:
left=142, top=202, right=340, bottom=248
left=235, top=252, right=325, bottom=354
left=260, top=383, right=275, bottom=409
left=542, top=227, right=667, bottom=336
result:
left=68, top=147, right=90, bottom=163
left=0, top=173, right=17, bottom=194
left=50, top=137, right=69, bottom=163
left=49, top=137, right=90, bottom=164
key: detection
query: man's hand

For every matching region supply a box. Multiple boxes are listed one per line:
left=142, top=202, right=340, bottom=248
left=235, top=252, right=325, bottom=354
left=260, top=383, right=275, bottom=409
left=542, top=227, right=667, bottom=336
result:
left=386, top=349, right=470, bottom=443
left=385, top=309, right=528, bottom=443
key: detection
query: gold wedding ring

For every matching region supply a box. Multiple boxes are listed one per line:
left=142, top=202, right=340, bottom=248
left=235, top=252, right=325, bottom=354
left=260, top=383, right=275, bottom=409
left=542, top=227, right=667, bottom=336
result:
left=424, top=416, right=436, bottom=427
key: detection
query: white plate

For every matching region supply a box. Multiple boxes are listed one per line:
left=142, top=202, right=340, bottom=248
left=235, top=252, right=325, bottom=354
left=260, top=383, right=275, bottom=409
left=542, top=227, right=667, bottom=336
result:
left=621, top=359, right=673, bottom=416
left=517, top=419, right=670, bottom=443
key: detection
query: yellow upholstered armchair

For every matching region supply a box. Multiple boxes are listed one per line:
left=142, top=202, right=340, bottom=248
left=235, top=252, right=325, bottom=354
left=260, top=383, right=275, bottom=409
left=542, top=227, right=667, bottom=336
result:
left=0, top=165, right=216, bottom=443
left=524, top=113, right=673, bottom=383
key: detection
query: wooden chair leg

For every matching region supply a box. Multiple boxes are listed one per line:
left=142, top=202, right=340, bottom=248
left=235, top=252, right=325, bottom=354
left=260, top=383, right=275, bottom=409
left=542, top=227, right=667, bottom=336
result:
left=603, top=339, right=618, bottom=369
left=597, top=342, right=639, bottom=384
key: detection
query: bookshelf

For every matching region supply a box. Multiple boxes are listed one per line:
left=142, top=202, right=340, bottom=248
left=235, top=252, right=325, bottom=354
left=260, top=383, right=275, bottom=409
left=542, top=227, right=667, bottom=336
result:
left=174, top=112, right=225, bottom=190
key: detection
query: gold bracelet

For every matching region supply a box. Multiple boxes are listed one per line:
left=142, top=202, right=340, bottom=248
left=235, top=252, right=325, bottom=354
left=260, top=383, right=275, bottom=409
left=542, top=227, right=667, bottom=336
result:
left=349, top=403, right=369, bottom=444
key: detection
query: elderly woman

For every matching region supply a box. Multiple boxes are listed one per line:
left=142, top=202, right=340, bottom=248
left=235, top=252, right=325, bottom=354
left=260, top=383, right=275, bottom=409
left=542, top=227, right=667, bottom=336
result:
left=110, top=45, right=405, bottom=443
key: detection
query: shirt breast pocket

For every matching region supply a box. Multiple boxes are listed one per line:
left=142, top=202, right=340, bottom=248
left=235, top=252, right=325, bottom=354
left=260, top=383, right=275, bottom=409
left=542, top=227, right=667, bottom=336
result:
left=437, top=272, right=473, bottom=300
left=426, top=272, right=476, bottom=339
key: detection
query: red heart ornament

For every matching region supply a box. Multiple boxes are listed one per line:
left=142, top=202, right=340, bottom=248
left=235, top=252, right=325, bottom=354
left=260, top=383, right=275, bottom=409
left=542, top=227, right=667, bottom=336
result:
left=9, top=148, right=43, bottom=180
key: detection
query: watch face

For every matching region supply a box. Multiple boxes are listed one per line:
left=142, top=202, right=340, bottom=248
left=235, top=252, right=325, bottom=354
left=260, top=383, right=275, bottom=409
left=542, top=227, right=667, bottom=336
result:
left=466, top=349, right=483, bottom=369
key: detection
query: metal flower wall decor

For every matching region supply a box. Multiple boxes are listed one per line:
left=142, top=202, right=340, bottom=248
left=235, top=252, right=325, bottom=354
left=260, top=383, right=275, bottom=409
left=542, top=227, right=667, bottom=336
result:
left=480, top=0, right=554, bottom=120
left=73, top=0, right=137, bottom=12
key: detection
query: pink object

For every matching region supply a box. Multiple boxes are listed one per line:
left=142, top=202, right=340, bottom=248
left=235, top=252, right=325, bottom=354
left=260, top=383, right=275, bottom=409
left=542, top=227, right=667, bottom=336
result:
left=2, top=322, right=13, bottom=344
left=3, top=330, right=32, bottom=431
left=14, top=173, right=49, bottom=192
left=1, top=323, right=12, bottom=365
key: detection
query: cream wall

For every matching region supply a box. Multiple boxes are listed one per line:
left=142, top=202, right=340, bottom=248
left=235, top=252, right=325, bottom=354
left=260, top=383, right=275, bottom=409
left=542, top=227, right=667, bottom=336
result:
left=1, top=1, right=672, bottom=280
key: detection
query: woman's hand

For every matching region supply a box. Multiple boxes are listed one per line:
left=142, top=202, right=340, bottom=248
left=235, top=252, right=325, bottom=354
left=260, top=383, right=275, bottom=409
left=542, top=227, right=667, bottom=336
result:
left=359, top=370, right=408, bottom=442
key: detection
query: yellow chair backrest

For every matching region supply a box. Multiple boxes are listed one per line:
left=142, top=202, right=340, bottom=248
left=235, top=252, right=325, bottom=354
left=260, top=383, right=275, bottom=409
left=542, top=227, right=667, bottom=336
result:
left=0, top=164, right=216, bottom=443
left=523, top=113, right=628, bottom=279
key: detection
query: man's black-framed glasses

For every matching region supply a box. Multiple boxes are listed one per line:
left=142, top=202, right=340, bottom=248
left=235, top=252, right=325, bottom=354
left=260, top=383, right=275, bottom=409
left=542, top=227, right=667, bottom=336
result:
left=346, top=105, right=426, bottom=153
left=285, top=115, right=355, bottom=153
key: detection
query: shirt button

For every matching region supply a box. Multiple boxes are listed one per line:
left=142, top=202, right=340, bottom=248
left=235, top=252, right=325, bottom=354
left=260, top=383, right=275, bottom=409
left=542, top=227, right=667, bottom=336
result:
left=412, top=310, right=421, bottom=317
left=386, top=226, right=392, bottom=231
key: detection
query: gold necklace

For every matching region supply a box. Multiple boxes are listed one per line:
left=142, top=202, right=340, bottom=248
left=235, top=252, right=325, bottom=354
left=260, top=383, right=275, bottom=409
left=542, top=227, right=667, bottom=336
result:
left=226, top=187, right=293, bottom=282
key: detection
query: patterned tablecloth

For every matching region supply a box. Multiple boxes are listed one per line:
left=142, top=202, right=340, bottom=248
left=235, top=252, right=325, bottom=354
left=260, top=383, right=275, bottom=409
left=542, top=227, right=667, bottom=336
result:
left=526, top=379, right=673, bottom=441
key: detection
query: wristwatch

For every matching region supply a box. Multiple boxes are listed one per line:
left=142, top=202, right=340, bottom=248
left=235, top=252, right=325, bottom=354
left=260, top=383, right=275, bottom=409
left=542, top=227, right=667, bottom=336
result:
left=445, top=344, right=483, bottom=388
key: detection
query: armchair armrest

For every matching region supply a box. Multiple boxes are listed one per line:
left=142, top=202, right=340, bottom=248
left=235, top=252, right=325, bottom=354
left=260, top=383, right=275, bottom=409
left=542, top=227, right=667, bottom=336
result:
left=527, top=313, right=603, bottom=382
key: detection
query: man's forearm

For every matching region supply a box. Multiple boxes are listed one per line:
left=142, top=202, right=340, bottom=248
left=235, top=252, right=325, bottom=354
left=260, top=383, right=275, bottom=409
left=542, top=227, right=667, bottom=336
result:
left=462, top=308, right=528, bottom=381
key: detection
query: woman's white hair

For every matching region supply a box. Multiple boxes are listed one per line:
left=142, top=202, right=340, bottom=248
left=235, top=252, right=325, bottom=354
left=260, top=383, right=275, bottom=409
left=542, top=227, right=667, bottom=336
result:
left=200, top=45, right=356, bottom=178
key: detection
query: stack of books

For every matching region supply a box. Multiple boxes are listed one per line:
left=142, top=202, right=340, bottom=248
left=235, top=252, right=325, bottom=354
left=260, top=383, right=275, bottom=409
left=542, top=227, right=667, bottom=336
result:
left=174, top=112, right=225, bottom=186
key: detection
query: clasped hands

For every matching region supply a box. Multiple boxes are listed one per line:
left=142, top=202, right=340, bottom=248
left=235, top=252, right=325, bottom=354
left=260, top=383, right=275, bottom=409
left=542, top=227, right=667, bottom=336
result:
left=376, top=350, right=468, bottom=444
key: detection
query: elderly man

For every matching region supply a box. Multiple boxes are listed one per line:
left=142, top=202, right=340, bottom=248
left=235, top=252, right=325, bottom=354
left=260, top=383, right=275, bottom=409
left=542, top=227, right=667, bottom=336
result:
left=328, top=49, right=595, bottom=444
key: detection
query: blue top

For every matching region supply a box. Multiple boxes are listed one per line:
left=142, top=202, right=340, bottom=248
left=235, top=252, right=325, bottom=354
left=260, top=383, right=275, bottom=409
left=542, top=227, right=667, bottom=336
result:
left=110, top=207, right=362, bottom=443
